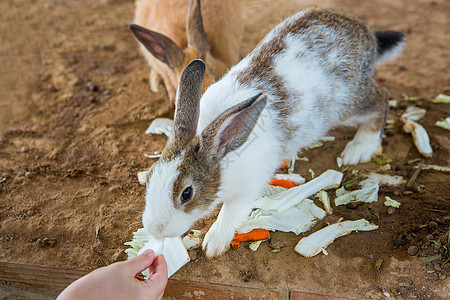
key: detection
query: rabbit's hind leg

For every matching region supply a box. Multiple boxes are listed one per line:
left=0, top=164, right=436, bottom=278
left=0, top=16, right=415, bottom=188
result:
left=341, top=87, right=389, bottom=165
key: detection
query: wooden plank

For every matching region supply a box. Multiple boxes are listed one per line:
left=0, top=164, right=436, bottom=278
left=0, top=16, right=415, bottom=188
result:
left=290, top=290, right=359, bottom=300
left=0, top=261, right=89, bottom=290
left=0, top=262, right=280, bottom=299
left=165, top=279, right=280, bottom=299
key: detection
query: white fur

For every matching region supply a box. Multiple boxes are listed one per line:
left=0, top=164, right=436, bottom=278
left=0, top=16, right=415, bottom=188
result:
left=341, top=129, right=381, bottom=165
left=143, top=156, right=205, bottom=238
left=375, top=40, right=406, bottom=66
left=340, top=112, right=383, bottom=165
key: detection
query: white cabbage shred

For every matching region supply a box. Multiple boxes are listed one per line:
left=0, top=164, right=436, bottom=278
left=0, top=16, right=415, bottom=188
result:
left=384, top=196, right=401, bottom=208
left=416, top=164, right=450, bottom=172
left=319, top=190, right=333, bottom=215
left=436, top=117, right=450, bottom=131
left=360, top=173, right=405, bottom=187
left=249, top=240, right=265, bottom=251
left=137, top=170, right=149, bottom=185
left=334, top=182, right=379, bottom=206
left=273, top=173, right=305, bottom=185
left=294, top=219, right=379, bottom=257
left=336, top=157, right=343, bottom=168
left=182, top=230, right=203, bottom=250
left=256, top=169, right=343, bottom=212
left=145, top=118, right=174, bottom=137
left=400, top=106, right=426, bottom=122
left=433, top=94, right=450, bottom=103
left=237, top=199, right=326, bottom=235
left=124, top=228, right=189, bottom=278
left=403, top=120, right=433, bottom=157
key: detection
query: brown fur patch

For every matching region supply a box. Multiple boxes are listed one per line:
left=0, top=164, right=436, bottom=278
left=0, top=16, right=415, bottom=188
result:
left=171, top=137, right=222, bottom=213
left=186, top=0, right=209, bottom=58
left=365, top=86, right=389, bottom=134
left=160, top=140, right=185, bottom=161
left=237, top=8, right=378, bottom=141
left=237, top=37, right=292, bottom=140
left=161, top=60, right=205, bottom=161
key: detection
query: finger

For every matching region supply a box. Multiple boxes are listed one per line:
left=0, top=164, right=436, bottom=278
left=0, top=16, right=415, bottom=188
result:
left=147, top=264, right=154, bottom=276
left=148, top=255, right=168, bottom=288
left=125, top=249, right=156, bottom=276
left=153, top=255, right=168, bottom=278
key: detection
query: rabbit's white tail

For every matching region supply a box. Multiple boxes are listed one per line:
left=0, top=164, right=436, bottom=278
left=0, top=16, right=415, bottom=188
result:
left=375, top=31, right=406, bottom=65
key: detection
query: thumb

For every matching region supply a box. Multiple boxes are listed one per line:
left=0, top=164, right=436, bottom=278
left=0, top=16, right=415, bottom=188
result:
left=125, top=249, right=156, bottom=275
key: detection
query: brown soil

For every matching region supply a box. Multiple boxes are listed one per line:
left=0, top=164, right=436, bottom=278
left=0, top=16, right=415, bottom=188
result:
left=0, top=0, right=449, bottom=299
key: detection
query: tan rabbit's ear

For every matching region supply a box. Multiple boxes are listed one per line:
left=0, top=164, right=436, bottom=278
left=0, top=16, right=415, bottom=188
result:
left=173, top=59, right=206, bottom=144
left=186, top=0, right=210, bottom=59
left=200, top=93, right=267, bottom=160
left=129, top=24, right=185, bottom=70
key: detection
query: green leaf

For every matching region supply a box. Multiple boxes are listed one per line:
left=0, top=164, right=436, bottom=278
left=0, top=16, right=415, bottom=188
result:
left=372, top=154, right=392, bottom=165
left=379, top=164, right=391, bottom=171
left=369, top=207, right=380, bottom=220
left=407, top=158, right=422, bottom=165
left=374, top=258, right=383, bottom=269
left=420, top=254, right=442, bottom=263
left=343, top=176, right=368, bottom=189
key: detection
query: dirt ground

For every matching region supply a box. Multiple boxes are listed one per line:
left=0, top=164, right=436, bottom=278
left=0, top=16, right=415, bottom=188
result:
left=0, top=0, right=449, bottom=299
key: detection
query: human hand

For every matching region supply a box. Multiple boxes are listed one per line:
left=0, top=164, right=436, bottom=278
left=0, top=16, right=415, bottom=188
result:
left=57, top=249, right=168, bottom=300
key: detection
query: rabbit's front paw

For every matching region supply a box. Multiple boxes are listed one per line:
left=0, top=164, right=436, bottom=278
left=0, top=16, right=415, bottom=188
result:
left=202, top=221, right=234, bottom=258
left=341, top=131, right=381, bottom=165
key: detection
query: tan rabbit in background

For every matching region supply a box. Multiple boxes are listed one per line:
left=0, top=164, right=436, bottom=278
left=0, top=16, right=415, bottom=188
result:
left=131, top=0, right=243, bottom=102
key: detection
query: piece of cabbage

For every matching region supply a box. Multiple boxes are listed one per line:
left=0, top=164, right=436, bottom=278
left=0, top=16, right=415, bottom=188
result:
left=384, top=196, right=401, bottom=208
left=124, top=228, right=189, bottom=278
left=403, top=120, right=433, bottom=157
left=334, top=182, right=379, bottom=206
left=237, top=199, right=326, bottom=235
left=145, top=118, right=174, bottom=137
left=294, top=219, right=379, bottom=257
left=256, top=170, right=343, bottom=212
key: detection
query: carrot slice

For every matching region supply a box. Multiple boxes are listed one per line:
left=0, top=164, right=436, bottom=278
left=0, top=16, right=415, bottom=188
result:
left=232, top=229, right=270, bottom=242
left=230, top=240, right=240, bottom=249
left=269, top=178, right=297, bottom=189
left=280, top=160, right=289, bottom=168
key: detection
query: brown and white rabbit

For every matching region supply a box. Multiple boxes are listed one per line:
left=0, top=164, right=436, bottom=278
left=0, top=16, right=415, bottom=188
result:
left=142, top=8, right=405, bottom=257
left=131, top=0, right=243, bottom=102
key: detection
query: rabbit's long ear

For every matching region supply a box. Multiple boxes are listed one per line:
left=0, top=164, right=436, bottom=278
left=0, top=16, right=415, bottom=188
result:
left=200, top=94, right=267, bottom=160
left=129, top=24, right=185, bottom=70
left=186, top=0, right=210, bottom=59
left=173, top=59, right=206, bottom=144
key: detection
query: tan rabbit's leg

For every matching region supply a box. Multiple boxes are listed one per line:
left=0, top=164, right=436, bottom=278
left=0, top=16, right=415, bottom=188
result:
left=165, top=76, right=178, bottom=104
left=341, top=87, right=389, bottom=165
left=149, top=68, right=161, bottom=93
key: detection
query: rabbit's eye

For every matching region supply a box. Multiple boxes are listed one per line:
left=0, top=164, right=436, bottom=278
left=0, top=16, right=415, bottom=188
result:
left=180, top=186, right=193, bottom=204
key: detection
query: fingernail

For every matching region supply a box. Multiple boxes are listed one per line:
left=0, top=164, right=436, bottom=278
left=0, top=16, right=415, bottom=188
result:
left=142, top=249, right=154, bottom=256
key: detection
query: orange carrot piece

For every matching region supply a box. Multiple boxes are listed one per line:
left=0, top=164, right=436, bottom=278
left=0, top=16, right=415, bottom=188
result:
left=269, top=178, right=297, bottom=189
left=230, top=240, right=240, bottom=249
left=232, top=229, right=270, bottom=242
left=280, top=160, right=288, bottom=168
